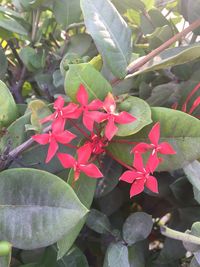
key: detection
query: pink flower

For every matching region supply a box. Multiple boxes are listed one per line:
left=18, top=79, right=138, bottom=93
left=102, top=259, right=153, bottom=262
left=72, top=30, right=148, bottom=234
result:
left=132, top=122, right=176, bottom=156
left=86, top=133, right=108, bottom=155
left=40, top=96, right=79, bottom=131
left=119, top=153, right=159, bottom=198
left=92, top=93, right=136, bottom=140
left=75, top=84, right=104, bottom=131
left=32, top=130, right=76, bottom=163
left=57, top=143, right=103, bottom=181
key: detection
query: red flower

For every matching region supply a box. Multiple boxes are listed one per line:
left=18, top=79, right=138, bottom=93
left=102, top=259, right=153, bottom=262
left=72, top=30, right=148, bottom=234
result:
left=132, top=122, right=176, bottom=156
left=119, top=153, right=159, bottom=198
left=32, top=130, right=76, bottom=163
left=86, top=133, right=108, bottom=155
left=75, top=85, right=103, bottom=131
left=57, top=143, right=103, bottom=181
left=40, top=96, right=79, bottom=131
left=92, top=93, right=136, bottom=140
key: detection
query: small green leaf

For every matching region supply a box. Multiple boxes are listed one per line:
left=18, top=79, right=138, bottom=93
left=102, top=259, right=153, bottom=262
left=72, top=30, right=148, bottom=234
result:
left=65, top=63, right=112, bottom=102
left=0, top=242, right=11, bottom=257
left=0, top=48, right=7, bottom=80
left=81, top=0, right=132, bottom=78
left=19, top=47, right=44, bottom=72
left=117, top=96, right=152, bottom=136
left=103, top=242, right=130, bottom=267
left=0, top=81, right=19, bottom=129
left=86, top=209, right=112, bottom=234
left=123, top=212, right=153, bottom=245
left=0, top=168, right=88, bottom=250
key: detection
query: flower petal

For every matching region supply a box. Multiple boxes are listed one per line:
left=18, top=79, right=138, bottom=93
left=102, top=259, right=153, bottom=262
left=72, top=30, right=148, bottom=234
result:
left=55, top=130, right=76, bottom=144
left=79, top=163, right=103, bottom=178
left=57, top=153, right=76, bottom=168
left=131, top=143, right=152, bottom=154
left=133, top=153, right=144, bottom=172
left=40, top=114, right=54, bottom=124
left=88, top=99, right=103, bottom=110
left=114, top=111, right=136, bottom=124
left=130, top=179, right=144, bottom=197
left=77, top=143, right=92, bottom=164
left=159, top=142, right=176, bottom=155
left=119, top=170, right=138, bottom=183
left=89, top=111, right=108, bottom=123
left=145, top=175, right=158, bottom=193
left=32, top=134, right=49, bottom=145
left=83, top=111, right=95, bottom=132
left=105, top=117, right=118, bottom=140
left=63, top=103, right=80, bottom=119
left=46, top=138, right=58, bottom=163
left=103, top=93, right=116, bottom=113
left=52, top=117, right=66, bottom=132
left=76, top=84, right=88, bottom=106
left=54, top=96, right=65, bottom=110
left=146, top=153, right=160, bottom=173
left=148, top=122, right=160, bottom=146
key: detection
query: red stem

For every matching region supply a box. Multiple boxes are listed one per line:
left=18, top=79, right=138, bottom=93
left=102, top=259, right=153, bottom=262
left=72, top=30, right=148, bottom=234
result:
left=110, top=139, right=138, bottom=145
left=182, top=82, right=200, bottom=112
left=68, top=119, right=90, bottom=139
left=105, top=149, right=133, bottom=171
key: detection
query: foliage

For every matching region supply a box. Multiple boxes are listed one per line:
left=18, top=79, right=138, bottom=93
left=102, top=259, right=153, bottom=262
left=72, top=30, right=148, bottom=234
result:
left=0, top=0, right=200, bottom=266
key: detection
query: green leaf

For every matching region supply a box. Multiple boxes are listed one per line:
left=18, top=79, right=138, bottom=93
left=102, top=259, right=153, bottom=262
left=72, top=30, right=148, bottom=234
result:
left=57, top=171, right=96, bottom=259
left=0, top=81, right=19, bottom=129
left=0, top=48, right=7, bottom=80
left=65, top=63, right=112, bottom=102
left=107, top=107, right=200, bottom=171
left=19, top=47, right=44, bottom=72
left=0, top=168, right=88, bottom=250
left=123, top=212, right=153, bottom=245
left=53, top=0, right=81, bottom=28
left=0, top=112, right=30, bottom=152
left=116, top=96, right=152, bottom=136
left=128, top=44, right=200, bottom=78
left=111, top=0, right=145, bottom=13
left=0, top=16, right=27, bottom=35
left=103, top=242, right=130, bottom=267
left=184, top=161, right=200, bottom=204
left=80, top=0, right=132, bottom=78
left=86, top=209, right=112, bottom=234
left=128, top=241, right=148, bottom=267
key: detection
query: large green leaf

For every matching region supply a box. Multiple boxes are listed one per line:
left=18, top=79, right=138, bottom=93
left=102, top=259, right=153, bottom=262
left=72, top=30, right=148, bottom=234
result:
left=116, top=96, right=152, bottom=136
left=0, top=168, right=88, bottom=250
left=53, top=0, right=81, bottom=28
left=107, top=107, right=200, bottom=171
left=0, top=16, right=27, bottom=36
left=0, top=81, right=19, bottom=129
left=80, top=0, right=132, bottom=78
left=127, top=44, right=200, bottom=78
left=65, top=63, right=112, bottom=102
left=57, top=170, right=96, bottom=259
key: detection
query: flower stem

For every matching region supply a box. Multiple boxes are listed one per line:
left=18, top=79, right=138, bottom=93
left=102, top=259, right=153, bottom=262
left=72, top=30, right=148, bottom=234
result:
left=105, top=149, right=133, bottom=171
left=68, top=119, right=90, bottom=139
left=110, top=139, right=137, bottom=145
left=160, top=225, right=200, bottom=246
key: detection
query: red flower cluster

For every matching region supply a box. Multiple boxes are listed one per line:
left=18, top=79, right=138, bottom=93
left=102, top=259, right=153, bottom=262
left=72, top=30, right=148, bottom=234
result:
left=32, top=84, right=136, bottom=181
left=32, top=85, right=176, bottom=198
left=119, top=123, right=176, bottom=197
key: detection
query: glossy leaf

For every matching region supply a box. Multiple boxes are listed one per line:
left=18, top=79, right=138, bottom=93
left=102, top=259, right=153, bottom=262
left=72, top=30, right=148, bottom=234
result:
left=103, top=242, right=130, bottom=267
left=0, top=81, right=19, bottom=129
left=0, top=168, right=88, bottom=249
left=123, top=212, right=153, bottom=245
left=127, top=44, right=200, bottom=78
left=65, top=63, right=112, bottom=102
left=53, top=0, right=81, bottom=28
left=116, top=96, right=152, bottom=136
left=107, top=107, right=200, bottom=171
left=81, top=0, right=132, bottom=78
left=86, top=209, right=112, bottom=234
left=57, top=170, right=96, bottom=259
